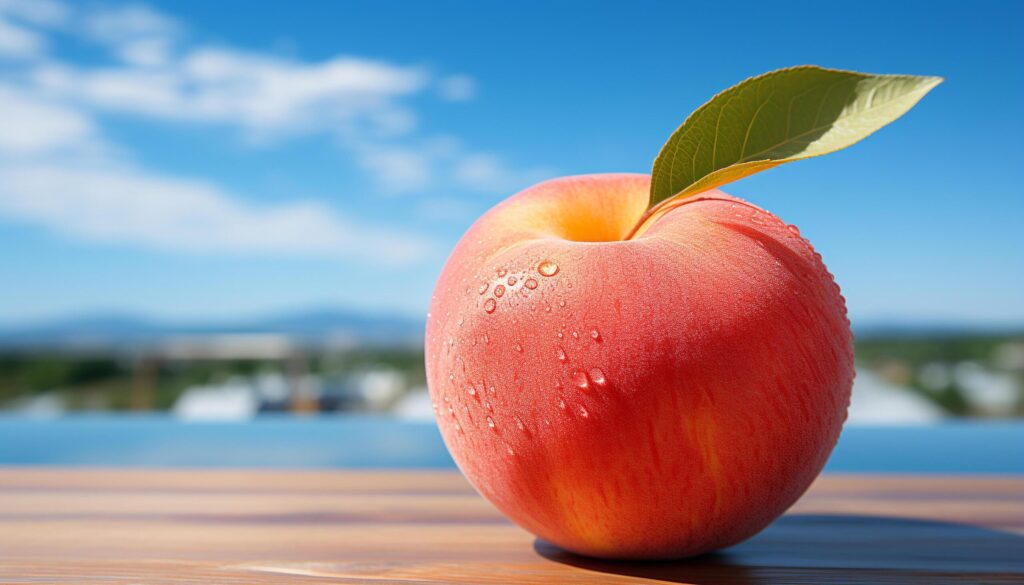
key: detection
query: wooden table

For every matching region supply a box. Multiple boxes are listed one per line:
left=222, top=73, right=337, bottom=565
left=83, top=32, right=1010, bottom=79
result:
left=0, top=470, right=1021, bottom=584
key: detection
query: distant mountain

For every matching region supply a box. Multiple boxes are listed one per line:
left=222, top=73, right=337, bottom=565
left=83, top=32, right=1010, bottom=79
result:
left=1, top=310, right=1019, bottom=351
left=852, top=319, right=1024, bottom=339
left=0, top=309, right=425, bottom=350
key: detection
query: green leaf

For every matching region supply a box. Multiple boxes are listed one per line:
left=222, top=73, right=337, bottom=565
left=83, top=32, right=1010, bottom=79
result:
left=649, top=66, right=942, bottom=207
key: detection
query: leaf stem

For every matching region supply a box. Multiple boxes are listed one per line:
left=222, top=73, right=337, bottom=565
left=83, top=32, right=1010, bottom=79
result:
left=623, top=202, right=666, bottom=240
left=624, top=193, right=761, bottom=240
left=623, top=193, right=695, bottom=240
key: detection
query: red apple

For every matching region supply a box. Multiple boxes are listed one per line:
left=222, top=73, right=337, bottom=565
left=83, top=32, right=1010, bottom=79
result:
left=425, top=173, right=853, bottom=559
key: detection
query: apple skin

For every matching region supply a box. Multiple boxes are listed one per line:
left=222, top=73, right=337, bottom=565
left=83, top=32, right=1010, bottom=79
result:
left=425, top=173, right=853, bottom=559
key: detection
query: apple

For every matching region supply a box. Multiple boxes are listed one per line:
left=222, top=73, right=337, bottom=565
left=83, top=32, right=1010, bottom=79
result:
left=424, top=66, right=938, bottom=559
left=425, top=173, right=853, bottom=558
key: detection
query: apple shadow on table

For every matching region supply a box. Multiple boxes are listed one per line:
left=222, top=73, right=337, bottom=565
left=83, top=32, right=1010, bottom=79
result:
left=534, top=514, right=1024, bottom=584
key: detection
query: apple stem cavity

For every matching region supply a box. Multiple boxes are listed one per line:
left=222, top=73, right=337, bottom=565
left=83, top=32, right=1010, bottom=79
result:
left=624, top=194, right=764, bottom=240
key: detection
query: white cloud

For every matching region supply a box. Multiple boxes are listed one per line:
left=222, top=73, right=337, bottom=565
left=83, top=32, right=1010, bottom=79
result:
left=83, top=2, right=179, bottom=64
left=0, top=0, right=547, bottom=265
left=181, top=48, right=426, bottom=132
left=0, top=17, right=42, bottom=58
left=0, top=164, right=432, bottom=263
left=0, top=84, right=98, bottom=154
left=453, top=152, right=553, bottom=194
left=12, top=2, right=546, bottom=198
left=356, top=146, right=435, bottom=194
left=0, top=0, right=68, bottom=59
left=0, top=72, right=434, bottom=264
left=0, top=0, right=69, bottom=27
left=454, top=154, right=507, bottom=190
left=438, top=74, right=477, bottom=102
left=35, top=64, right=180, bottom=112
left=116, top=37, right=172, bottom=67
left=351, top=136, right=457, bottom=195
left=33, top=48, right=429, bottom=138
left=85, top=3, right=178, bottom=40
left=351, top=137, right=551, bottom=198
left=417, top=197, right=473, bottom=222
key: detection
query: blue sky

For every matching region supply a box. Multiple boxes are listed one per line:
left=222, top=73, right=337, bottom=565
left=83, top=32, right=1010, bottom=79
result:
left=0, top=0, right=1021, bottom=327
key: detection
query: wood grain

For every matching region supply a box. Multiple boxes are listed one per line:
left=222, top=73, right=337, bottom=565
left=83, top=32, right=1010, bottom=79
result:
left=0, top=469, right=1021, bottom=584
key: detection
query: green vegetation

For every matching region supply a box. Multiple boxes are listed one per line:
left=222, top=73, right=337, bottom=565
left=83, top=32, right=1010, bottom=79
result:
left=855, top=333, right=1024, bottom=416
left=1, top=334, right=1020, bottom=417
left=0, top=346, right=427, bottom=413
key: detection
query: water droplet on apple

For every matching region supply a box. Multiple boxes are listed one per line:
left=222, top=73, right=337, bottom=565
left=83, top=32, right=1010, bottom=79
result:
left=483, top=298, right=496, bottom=313
left=488, top=385, right=496, bottom=395
left=571, top=369, right=589, bottom=390
left=524, top=278, right=538, bottom=290
left=514, top=342, right=523, bottom=352
left=538, top=260, right=559, bottom=277
left=497, top=268, right=507, bottom=277
left=590, top=329, right=601, bottom=341
left=558, top=300, right=566, bottom=308
left=478, top=282, right=489, bottom=295
left=507, top=276, right=517, bottom=286
left=487, top=416, right=496, bottom=429
left=787, top=224, right=801, bottom=236
left=571, top=331, right=579, bottom=339
left=514, top=415, right=525, bottom=431
left=483, top=333, right=490, bottom=344
left=589, top=367, right=607, bottom=386
left=494, top=285, right=506, bottom=298
left=577, top=404, right=589, bottom=418
left=484, top=400, right=492, bottom=411
left=467, top=386, right=477, bottom=396
left=557, top=397, right=567, bottom=410
left=556, top=347, right=567, bottom=362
